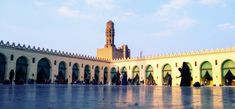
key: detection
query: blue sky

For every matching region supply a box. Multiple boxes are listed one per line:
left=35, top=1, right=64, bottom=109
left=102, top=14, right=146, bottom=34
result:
left=0, top=0, right=235, bottom=57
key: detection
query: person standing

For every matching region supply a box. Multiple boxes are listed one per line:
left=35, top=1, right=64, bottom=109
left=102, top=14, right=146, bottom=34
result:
left=177, top=62, right=191, bottom=86
left=167, top=73, right=172, bottom=86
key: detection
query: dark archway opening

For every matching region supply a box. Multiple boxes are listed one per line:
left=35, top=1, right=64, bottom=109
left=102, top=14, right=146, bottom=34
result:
left=0, top=54, right=6, bottom=83
left=103, top=67, right=108, bottom=84
left=84, top=65, right=90, bottom=84
left=111, top=68, right=117, bottom=85
left=72, top=64, right=79, bottom=84
left=37, top=58, right=51, bottom=84
left=94, top=66, right=100, bottom=85
left=15, top=56, right=28, bottom=84
left=56, top=62, right=67, bottom=84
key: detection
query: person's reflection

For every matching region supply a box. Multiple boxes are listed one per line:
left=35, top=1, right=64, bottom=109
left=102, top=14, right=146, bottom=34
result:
left=162, top=87, right=172, bottom=107
left=181, top=87, right=193, bottom=109
left=222, top=87, right=235, bottom=108
left=201, top=88, right=213, bottom=109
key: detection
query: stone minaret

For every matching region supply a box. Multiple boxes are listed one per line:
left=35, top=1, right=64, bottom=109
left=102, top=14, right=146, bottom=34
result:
left=105, top=20, right=115, bottom=48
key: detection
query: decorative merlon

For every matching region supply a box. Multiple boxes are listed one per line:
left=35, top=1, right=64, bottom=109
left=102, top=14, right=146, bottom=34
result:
left=0, top=40, right=110, bottom=62
left=112, top=47, right=235, bottom=62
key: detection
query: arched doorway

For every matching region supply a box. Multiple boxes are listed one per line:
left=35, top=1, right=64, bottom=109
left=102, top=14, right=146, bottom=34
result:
left=15, top=56, right=28, bottom=84
left=221, top=60, right=235, bottom=86
left=146, top=65, right=155, bottom=85
left=94, top=66, right=100, bottom=84
left=72, top=63, right=79, bottom=83
left=132, top=66, right=140, bottom=85
left=37, top=58, right=51, bottom=84
left=0, top=53, right=6, bottom=83
left=200, top=61, right=213, bottom=86
left=110, top=67, right=117, bottom=85
left=84, top=65, right=90, bottom=84
left=57, top=61, right=67, bottom=84
left=103, top=67, right=108, bottom=84
left=121, top=67, right=128, bottom=85
left=162, top=64, right=172, bottom=85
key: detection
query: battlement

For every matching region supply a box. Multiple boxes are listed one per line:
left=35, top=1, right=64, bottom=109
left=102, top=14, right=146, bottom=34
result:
left=0, top=40, right=110, bottom=63
left=112, top=47, right=235, bottom=62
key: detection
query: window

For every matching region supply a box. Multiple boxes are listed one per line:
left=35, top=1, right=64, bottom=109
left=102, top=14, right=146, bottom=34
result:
left=69, top=62, right=71, bottom=67
left=195, top=61, right=197, bottom=66
left=54, top=60, right=57, bottom=65
left=215, top=60, right=218, bottom=65
left=32, top=58, right=35, bottom=63
left=10, top=54, right=14, bottom=61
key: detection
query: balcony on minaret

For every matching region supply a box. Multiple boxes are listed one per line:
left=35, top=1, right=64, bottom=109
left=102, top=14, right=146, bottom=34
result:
left=105, top=20, right=115, bottom=48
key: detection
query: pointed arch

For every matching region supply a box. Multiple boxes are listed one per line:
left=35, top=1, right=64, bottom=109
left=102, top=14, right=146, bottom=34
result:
left=84, top=64, right=90, bottom=84
left=95, top=66, right=100, bottom=83
left=110, top=67, right=117, bottom=84
left=15, top=56, right=28, bottom=84
left=132, top=66, right=140, bottom=85
left=37, top=58, right=51, bottom=84
left=72, top=63, right=79, bottom=83
left=121, top=66, right=128, bottom=85
left=162, top=64, right=172, bottom=85
left=57, top=61, right=67, bottom=84
left=103, top=67, right=108, bottom=84
left=146, top=65, right=155, bottom=85
left=221, top=59, right=235, bottom=86
left=200, top=61, right=213, bottom=86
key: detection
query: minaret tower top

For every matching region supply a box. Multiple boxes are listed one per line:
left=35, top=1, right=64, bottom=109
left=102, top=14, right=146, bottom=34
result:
left=105, top=20, right=115, bottom=48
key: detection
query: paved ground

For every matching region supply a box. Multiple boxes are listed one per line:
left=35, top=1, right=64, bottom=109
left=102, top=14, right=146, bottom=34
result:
left=0, top=85, right=235, bottom=109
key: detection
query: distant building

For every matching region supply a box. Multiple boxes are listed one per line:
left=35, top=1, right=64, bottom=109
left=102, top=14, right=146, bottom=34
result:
left=97, top=20, right=130, bottom=60
left=0, top=21, right=235, bottom=86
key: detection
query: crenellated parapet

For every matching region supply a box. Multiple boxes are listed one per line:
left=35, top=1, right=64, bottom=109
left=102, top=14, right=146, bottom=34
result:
left=0, top=40, right=110, bottom=62
left=112, top=47, right=235, bottom=62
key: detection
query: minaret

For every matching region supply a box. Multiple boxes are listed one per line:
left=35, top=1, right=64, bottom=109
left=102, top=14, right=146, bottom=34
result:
left=105, top=20, right=115, bottom=48
left=97, top=20, right=130, bottom=60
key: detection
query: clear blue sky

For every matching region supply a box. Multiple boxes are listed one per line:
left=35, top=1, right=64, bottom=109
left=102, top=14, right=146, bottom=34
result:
left=1, top=0, right=235, bottom=57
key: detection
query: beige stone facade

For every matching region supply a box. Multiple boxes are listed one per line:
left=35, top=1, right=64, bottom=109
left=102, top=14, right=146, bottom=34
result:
left=0, top=21, right=235, bottom=86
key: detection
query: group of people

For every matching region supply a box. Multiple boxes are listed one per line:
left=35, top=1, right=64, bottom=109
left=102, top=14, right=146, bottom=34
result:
left=164, top=62, right=192, bottom=87
left=3, top=62, right=196, bottom=87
